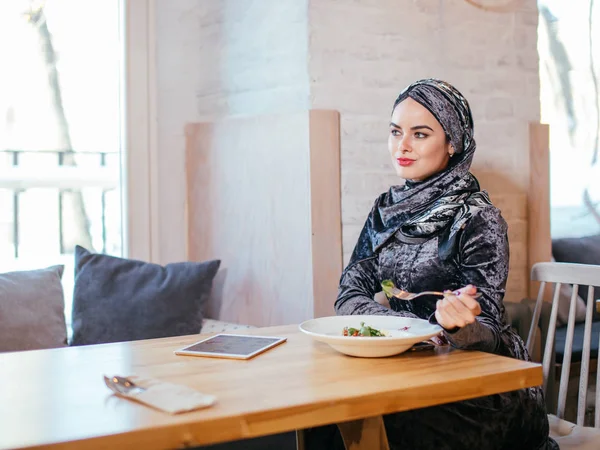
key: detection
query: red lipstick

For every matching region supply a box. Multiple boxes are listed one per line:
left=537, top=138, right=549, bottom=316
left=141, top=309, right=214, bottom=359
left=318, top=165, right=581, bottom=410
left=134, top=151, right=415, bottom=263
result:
left=397, top=158, right=415, bottom=167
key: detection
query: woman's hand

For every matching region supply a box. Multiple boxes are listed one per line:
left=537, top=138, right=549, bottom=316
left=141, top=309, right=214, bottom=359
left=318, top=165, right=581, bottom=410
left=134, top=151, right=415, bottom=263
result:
left=434, top=285, right=482, bottom=330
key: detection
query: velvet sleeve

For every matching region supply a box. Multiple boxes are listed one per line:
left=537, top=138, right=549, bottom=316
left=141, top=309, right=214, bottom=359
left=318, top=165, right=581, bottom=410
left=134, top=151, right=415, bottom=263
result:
left=442, top=206, right=510, bottom=352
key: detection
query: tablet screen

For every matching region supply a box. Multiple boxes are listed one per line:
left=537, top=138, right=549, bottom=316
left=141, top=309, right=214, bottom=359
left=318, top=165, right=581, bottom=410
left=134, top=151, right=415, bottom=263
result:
left=176, top=334, right=286, bottom=359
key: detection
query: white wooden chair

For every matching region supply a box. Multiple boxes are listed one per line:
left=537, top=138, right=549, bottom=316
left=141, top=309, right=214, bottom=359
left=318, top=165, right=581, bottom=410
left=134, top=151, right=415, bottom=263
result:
left=528, top=262, right=600, bottom=448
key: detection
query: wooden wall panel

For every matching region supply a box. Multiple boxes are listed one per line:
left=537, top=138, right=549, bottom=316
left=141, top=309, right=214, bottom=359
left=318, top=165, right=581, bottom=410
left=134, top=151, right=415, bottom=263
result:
left=528, top=123, right=552, bottom=299
left=309, top=110, right=342, bottom=318
left=186, top=111, right=342, bottom=326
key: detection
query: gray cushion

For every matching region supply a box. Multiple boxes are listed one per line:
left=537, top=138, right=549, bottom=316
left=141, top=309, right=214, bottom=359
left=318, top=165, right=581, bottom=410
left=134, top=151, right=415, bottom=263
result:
left=552, top=235, right=600, bottom=267
left=552, top=235, right=600, bottom=319
left=71, top=246, right=220, bottom=346
left=554, top=321, right=600, bottom=364
left=0, top=266, right=67, bottom=352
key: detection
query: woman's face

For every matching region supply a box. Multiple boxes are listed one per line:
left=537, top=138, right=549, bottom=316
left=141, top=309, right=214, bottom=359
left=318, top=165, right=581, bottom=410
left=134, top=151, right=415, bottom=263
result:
left=388, top=97, right=453, bottom=181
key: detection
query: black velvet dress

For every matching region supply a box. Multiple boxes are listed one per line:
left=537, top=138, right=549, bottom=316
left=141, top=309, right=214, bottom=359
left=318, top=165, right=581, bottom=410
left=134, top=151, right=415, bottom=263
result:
left=329, top=200, right=557, bottom=450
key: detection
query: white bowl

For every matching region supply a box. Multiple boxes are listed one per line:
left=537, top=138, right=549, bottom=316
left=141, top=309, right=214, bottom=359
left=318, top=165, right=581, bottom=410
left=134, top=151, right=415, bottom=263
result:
left=299, top=315, right=442, bottom=358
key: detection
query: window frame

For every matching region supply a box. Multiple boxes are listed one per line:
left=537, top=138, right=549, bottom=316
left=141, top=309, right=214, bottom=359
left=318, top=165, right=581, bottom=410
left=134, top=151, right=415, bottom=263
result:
left=121, top=0, right=160, bottom=262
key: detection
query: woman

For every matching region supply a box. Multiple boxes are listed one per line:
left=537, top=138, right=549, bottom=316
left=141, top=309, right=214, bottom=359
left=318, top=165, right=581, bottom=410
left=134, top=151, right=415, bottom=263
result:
left=308, top=79, right=557, bottom=449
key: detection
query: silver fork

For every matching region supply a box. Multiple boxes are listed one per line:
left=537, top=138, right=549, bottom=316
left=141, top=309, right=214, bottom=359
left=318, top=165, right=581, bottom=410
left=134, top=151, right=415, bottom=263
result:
left=381, top=282, right=482, bottom=301
left=104, top=375, right=146, bottom=396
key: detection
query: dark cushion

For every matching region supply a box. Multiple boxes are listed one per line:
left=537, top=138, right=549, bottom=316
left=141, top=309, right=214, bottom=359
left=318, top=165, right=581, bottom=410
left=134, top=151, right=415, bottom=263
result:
left=71, top=246, right=220, bottom=346
left=0, top=266, right=67, bottom=352
left=552, top=235, right=600, bottom=319
left=554, top=321, right=600, bottom=364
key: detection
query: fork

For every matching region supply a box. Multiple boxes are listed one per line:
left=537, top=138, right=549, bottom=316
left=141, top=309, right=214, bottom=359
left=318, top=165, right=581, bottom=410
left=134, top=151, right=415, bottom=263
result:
left=103, top=375, right=146, bottom=396
left=381, top=280, right=482, bottom=301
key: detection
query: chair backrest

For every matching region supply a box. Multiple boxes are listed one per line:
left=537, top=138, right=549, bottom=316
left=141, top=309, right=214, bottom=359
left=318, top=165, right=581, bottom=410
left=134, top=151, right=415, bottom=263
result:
left=528, top=262, right=600, bottom=427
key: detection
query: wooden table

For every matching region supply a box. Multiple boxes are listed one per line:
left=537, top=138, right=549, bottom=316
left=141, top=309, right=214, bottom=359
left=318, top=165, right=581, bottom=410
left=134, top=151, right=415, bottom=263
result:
left=0, top=325, right=542, bottom=450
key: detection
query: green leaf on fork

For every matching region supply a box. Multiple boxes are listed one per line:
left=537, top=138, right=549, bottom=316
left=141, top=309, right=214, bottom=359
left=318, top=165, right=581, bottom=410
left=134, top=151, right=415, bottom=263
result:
left=381, top=279, right=396, bottom=299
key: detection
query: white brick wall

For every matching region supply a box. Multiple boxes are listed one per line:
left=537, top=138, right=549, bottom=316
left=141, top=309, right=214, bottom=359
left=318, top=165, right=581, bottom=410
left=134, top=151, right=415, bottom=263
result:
left=154, top=0, right=309, bottom=263
left=154, top=0, right=539, bottom=300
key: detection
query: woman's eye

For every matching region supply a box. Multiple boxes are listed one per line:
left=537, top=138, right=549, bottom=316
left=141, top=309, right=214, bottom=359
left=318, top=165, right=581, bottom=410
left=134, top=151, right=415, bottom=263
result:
left=414, top=132, right=427, bottom=139
left=391, top=129, right=401, bottom=136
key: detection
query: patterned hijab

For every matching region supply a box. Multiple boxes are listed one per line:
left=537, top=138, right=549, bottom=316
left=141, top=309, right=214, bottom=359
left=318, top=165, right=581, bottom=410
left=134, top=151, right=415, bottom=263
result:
left=351, top=79, right=493, bottom=262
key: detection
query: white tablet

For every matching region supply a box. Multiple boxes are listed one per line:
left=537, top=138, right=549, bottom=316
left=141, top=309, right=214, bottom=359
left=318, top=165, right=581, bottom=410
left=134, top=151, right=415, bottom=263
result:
left=174, top=334, right=287, bottom=360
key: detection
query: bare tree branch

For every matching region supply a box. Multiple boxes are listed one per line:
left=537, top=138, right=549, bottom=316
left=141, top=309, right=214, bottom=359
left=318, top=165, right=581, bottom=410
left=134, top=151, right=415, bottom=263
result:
left=25, top=2, right=94, bottom=251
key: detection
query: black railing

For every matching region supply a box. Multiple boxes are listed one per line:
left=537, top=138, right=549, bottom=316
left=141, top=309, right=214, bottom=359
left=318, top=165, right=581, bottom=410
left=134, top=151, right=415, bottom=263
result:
left=0, top=149, right=119, bottom=258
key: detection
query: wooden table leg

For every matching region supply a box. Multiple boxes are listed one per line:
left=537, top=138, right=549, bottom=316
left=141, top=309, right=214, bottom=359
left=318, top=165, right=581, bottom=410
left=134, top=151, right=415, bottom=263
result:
left=337, top=415, right=390, bottom=450
left=296, top=429, right=306, bottom=450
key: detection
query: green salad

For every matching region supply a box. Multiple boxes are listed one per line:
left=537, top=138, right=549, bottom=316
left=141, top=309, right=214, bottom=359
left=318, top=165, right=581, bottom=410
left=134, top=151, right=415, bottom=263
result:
left=343, top=322, right=387, bottom=337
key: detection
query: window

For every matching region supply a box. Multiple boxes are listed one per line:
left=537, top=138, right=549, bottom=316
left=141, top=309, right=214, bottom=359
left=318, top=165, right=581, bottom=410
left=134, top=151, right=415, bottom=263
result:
left=539, top=0, right=600, bottom=238
left=0, top=0, right=125, bottom=331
